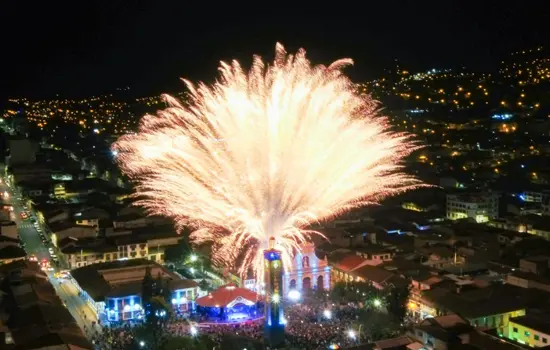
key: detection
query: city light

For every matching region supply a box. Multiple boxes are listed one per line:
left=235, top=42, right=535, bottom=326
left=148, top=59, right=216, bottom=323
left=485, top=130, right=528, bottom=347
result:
left=348, top=330, right=356, bottom=339
left=287, top=289, right=301, bottom=301
left=323, top=309, right=332, bottom=319
left=190, top=326, right=198, bottom=336
left=113, top=43, right=421, bottom=278
left=190, top=254, right=198, bottom=262
left=373, top=298, right=382, bottom=307
left=139, top=341, right=145, bottom=347
left=272, top=293, right=281, bottom=304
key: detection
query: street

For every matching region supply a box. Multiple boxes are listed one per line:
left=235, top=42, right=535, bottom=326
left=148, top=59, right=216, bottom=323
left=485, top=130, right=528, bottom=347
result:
left=0, top=179, right=101, bottom=341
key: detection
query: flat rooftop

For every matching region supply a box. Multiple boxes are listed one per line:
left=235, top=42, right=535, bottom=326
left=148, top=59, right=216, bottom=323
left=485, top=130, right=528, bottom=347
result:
left=70, top=259, right=197, bottom=301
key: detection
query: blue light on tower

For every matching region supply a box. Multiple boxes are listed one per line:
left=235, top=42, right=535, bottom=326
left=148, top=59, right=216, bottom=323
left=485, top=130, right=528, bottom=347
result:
left=263, top=237, right=285, bottom=348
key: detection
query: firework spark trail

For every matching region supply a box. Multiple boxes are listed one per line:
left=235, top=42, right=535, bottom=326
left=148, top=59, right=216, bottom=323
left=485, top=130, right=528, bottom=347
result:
left=114, top=43, right=422, bottom=278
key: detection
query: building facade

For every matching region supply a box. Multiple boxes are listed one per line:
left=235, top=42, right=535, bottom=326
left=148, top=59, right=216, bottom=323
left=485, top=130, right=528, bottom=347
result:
left=446, top=193, right=499, bottom=223
left=508, top=314, right=550, bottom=347
left=61, top=235, right=180, bottom=269
left=104, top=286, right=197, bottom=322
left=283, top=242, right=331, bottom=293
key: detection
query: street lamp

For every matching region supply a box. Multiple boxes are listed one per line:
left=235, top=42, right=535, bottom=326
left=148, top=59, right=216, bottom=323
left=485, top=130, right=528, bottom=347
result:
left=139, top=340, right=145, bottom=347
left=323, top=309, right=332, bottom=319
left=190, top=326, right=198, bottom=336
left=373, top=298, right=382, bottom=307
left=190, top=254, right=198, bottom=262
left=347, top=329, right=356, bottom=340
left=287, top=290, right=301, bottom=301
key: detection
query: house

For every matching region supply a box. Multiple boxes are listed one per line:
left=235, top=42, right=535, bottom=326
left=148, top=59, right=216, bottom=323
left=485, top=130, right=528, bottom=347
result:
left=372, top=336, right=422, bottom=350
left=508, top=312, right=550, bottom=347
left=353, top=265, right=404, bottom=289
left=0, top=221, right=17, bottom=240
left=411, top=314, right=474, bottom=350
left=59, top=225, right=181, bottom=269
left=50, top=221, right=98, bottom=246
left=0, top=260, right=92, bottom=349
left=419, top=284, right=528, bottom=334
left=507, top=271, right=550, bottom=293
left=0, top=245, right=26, bottom=265
left=69, top=259, right=198, bottom=323
left=354, top=245, right=393, bottom=263
left=331, top=253, right=371, bottom=283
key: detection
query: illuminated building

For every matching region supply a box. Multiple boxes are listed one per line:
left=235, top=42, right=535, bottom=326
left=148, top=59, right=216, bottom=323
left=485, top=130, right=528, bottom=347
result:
left=508, top=313, right=550, bottom=347
left=263, top=238, right=285, bottom=348
left=284, top=242, right=331, bottom=293
left=446, top=193, right=499, bottom=223
left=70, top=259, right=199, bottom=323
left=195, top=284, right=260, bottom=322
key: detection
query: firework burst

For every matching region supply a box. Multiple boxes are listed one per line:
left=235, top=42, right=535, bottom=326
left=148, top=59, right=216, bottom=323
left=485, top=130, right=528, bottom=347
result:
left=114, top=43, right=421, bottom=278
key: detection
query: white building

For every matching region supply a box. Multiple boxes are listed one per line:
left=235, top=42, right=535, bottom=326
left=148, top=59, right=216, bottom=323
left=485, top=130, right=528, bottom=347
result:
left=446, top=193, right=499, bottom=223
left=242, top=243, right=332, bottom=297
left=283, top=242, right=331, bottom=293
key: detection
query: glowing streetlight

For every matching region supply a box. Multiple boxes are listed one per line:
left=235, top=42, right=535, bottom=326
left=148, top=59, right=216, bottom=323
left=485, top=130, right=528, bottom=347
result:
left=190, top=326, right=198, bottom=336
left=348, top=330, right=356, bottom=339
left=139, top=340, right=145, bottom=347
left=272, top=293, right=280, bottom=304
left=373, top=298, right=382, bottom=307
left=190, top=254, right=198, bottom=262
left=323, top=309, right=332, bottom=319
left=287, top=289, right=301, bottom=301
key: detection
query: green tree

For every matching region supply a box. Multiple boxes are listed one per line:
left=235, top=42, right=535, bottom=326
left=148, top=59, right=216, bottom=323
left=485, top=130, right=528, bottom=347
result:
left=385, top=283, right=411, bottom=325
left=330, top=281, right=382, bottom=305
left=198, top=279, right=211, bottom=293
left=142, top=266, right=154, bottom=318
left=144, top=296, right=173, bottom=348
left=330, top=281, right=348, bottom=303
left=356, top=310, right=399, bottom=342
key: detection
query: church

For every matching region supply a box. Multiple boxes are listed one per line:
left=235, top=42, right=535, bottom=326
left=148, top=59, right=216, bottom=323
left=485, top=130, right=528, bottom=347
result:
left=241, top=242, right=332, bottom=295
left=283, top=242, right=331, bottom=293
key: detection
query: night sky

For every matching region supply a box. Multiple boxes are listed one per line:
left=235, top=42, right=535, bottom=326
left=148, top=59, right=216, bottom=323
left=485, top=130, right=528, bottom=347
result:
left=1, top=1, right=549, bottom=101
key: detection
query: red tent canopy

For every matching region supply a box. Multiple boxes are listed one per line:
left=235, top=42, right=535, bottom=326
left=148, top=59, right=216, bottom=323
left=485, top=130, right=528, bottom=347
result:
left=195, top=283, right=260, bottom=308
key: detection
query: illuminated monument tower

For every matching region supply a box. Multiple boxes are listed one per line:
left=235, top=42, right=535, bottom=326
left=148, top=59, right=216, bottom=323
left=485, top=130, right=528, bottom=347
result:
left=263, top=237, right=285, bottom=348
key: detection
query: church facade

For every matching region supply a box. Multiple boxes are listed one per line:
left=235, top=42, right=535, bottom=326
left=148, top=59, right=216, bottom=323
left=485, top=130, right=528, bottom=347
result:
left=283, top=242, right=331, bottom=293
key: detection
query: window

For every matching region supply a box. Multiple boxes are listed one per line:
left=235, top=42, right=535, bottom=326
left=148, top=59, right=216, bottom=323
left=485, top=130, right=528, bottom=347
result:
left=534, top=335, right=539, bottom=341
left=513, top=327, right=518, bottom=333
left=525, top=331, right=531, bottom=337
left=543, top=338, right=547, bottom=343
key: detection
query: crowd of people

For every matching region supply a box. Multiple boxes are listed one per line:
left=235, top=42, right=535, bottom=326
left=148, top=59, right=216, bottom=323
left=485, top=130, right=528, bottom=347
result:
left=91, top=300, right=365, bottom=349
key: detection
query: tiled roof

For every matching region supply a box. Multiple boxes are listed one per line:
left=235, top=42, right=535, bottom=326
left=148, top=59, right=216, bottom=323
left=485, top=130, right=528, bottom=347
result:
left=334, top=254, right=368, bottom=272
left=195, top=283, right=260, bottom=307
left=354, top=265, right=397, bottom=284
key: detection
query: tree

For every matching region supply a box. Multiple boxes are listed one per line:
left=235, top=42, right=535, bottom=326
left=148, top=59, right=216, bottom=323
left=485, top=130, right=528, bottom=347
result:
left=144, top=296, right=172, bottom=348
left=330, top=281, right=382, bottom=305
left=356, top=310, right=399, bottom=342
left=142, top=266, right=155, bottom=318
left=385, top=283, right=411, bottom=325
left=198, top=279, right=211, bottom=293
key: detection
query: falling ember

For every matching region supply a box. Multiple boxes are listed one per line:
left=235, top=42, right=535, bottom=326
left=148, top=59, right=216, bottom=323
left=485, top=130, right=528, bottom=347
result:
left=113, top=43, right=422, bottom=278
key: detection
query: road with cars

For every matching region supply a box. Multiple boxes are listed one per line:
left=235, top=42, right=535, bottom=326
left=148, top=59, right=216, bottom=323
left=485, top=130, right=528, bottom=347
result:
left=0, top=178, right=101, bottom=342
